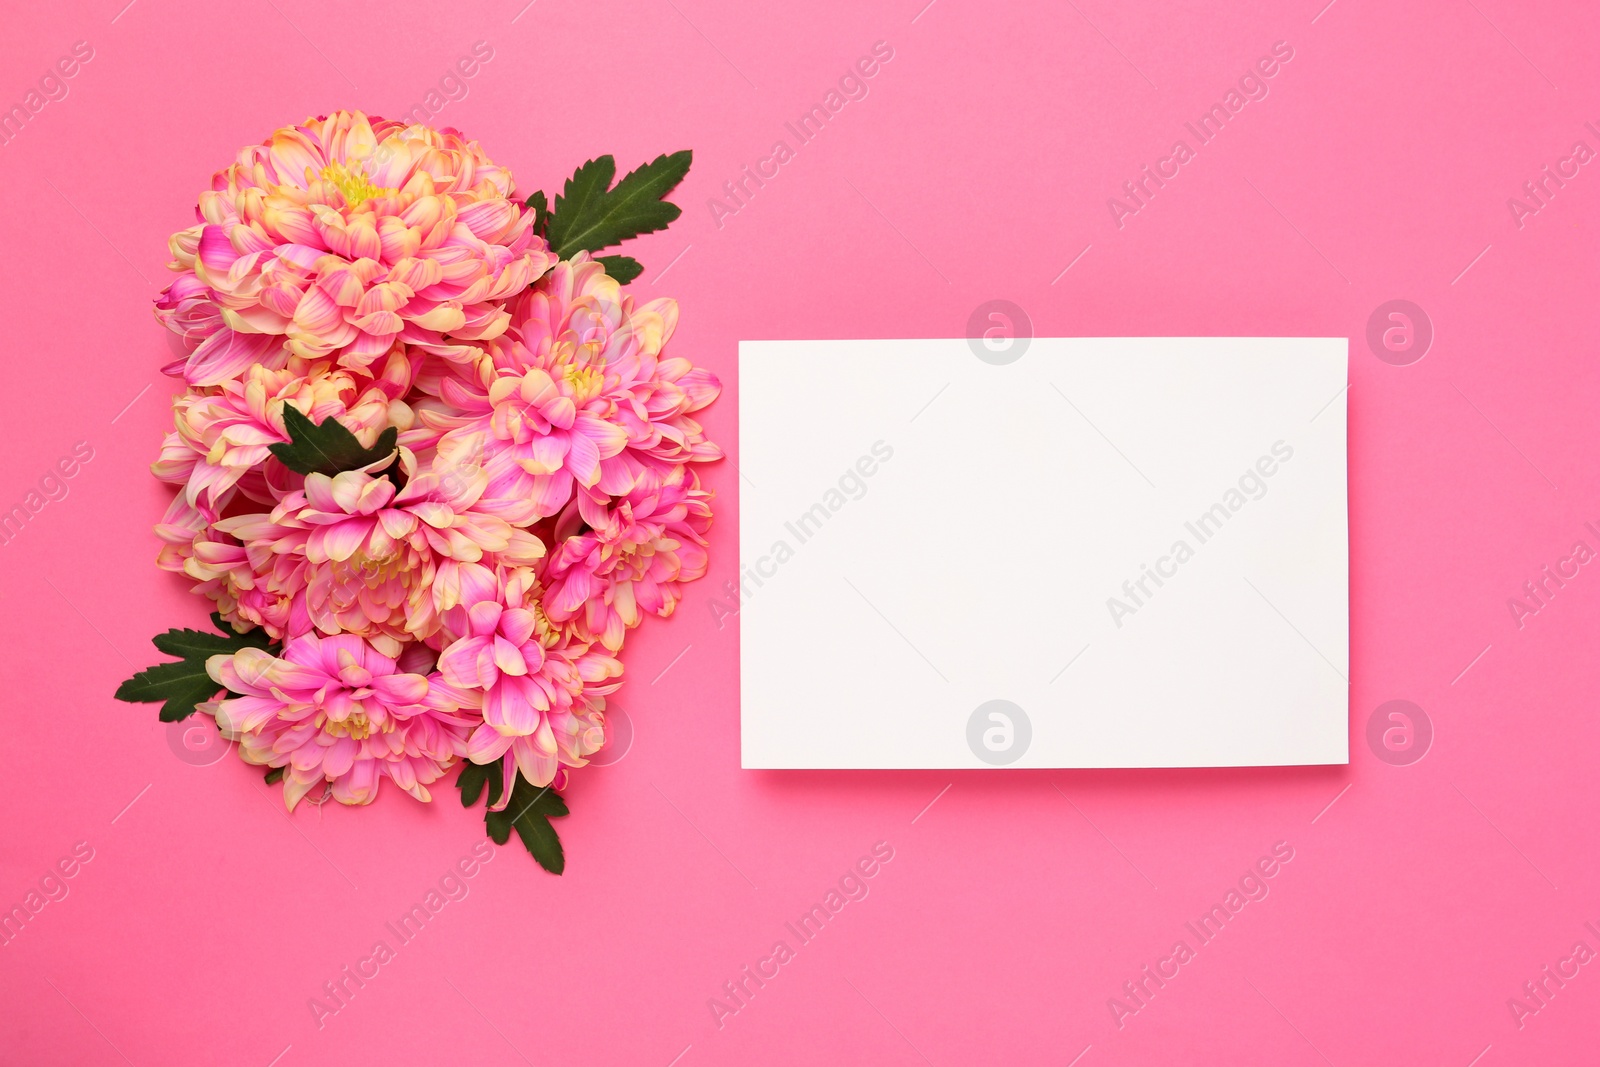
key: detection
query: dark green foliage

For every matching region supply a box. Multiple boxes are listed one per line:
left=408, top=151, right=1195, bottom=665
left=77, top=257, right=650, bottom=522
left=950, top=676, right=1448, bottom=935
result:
left=268, top=406, right=397, bottom=477
left=115, top=614, right=276, bottom=722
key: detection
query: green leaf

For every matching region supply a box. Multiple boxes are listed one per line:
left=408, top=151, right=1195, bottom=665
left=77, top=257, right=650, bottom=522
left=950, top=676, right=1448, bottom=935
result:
left=150, top=626, right=270, bottom=661
left=115, top=623, right=275, bottom=723
left=596, top=255, right=644, bottom=284
left=264, top=766, right=285, bottom=785
left=545, top=156, right=616, bottom=254
left=268, top=405, right=397, bottom=477
left=545, top=151, right=692, bottom=259
left=457, top=760, right=508, bottom=810
left=457, top=761, right=490, bottom=808
left=526, top=189, right=550, bottom=238
left=114, top=660, right=223, bottom=723
left=484, top=775, right=569, bottom=874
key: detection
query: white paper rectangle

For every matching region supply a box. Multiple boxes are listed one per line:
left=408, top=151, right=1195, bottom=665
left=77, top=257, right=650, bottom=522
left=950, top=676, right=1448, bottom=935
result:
left=738, top=337, right=1348, bottom=769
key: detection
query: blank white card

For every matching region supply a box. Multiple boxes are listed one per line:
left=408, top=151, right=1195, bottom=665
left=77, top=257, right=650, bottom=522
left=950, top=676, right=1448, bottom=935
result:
left=738, top=338, right=1348, bottom=769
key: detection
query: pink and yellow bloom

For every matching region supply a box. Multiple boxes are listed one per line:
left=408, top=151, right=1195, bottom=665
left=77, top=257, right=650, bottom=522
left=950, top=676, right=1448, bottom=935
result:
left=152, top=362, right=406, bottom=512
left=206, top=633, right=476, bottom=809
left=215, top=456, right=544, bottom=652
left=407, top=255, right=722, bottom=521
left=157, top=110, right=553, bottom=388
left=542, top=465, right=712, bottom=650
left=158, top=504, right=311, bottom=640
left=434, top=566, right=620, bottom=788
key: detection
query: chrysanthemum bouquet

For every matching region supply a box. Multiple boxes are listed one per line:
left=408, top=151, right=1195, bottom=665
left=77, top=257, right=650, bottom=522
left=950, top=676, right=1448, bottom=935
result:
left=115, top=111, right=719, bottom=873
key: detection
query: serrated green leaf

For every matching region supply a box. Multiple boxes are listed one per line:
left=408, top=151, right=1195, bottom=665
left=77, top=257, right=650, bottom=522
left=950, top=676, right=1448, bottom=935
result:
left=484, top=776, right=569, bottom=874
left=596, top=254, right=644, bottom=284
left=545, top=151, right=692, bottom=259
left=115, top=660, right=223, bottom=723
left=511, top=811, right=564, bottom=873
left=457, top=760, right=508, bottom=811
left=457, top=761, right=490, bottom=808
left=268, top=405, right=398, bottom=477
left=546, top=156, right=614, bottom=254
left=151, top=626, right=272, bottom=660
left=115, top=624, right=279, bottom=723
left=526, top=189, right=550, bottom=238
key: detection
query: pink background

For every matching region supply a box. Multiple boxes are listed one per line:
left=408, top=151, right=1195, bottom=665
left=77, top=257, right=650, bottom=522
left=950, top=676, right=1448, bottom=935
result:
left=3, top=0, right=1598, bottom=1063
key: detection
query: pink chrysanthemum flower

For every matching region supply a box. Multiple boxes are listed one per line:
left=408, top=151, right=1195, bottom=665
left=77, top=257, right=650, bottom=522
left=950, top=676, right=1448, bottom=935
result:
left=217, top=457, right=544, bottom=652
left=434, top=566, right=620, bottom=788
left=157, top=110, right=554, bottom=387
left=406, top=255, right=722, bottom=521
left=156, top=496, right=312, bottom=639
left=512, top=257, right=723, bottom=469
left=542, top=465, right=712, bottom=650
left=151, top=361, right=408, bottom=512
left=206, top=633, right=475, bottom=809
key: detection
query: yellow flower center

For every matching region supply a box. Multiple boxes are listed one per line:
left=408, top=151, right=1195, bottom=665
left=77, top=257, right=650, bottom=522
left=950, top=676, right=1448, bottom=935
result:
left=350, top=550, right=402, bottom=586
left=319, top=709, right=378, bottom=739
left=563, top=363, right=604, bottom=403
left=318, top=161, right=393, bottom=208
left=532, top=600, right=558, bottom=648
